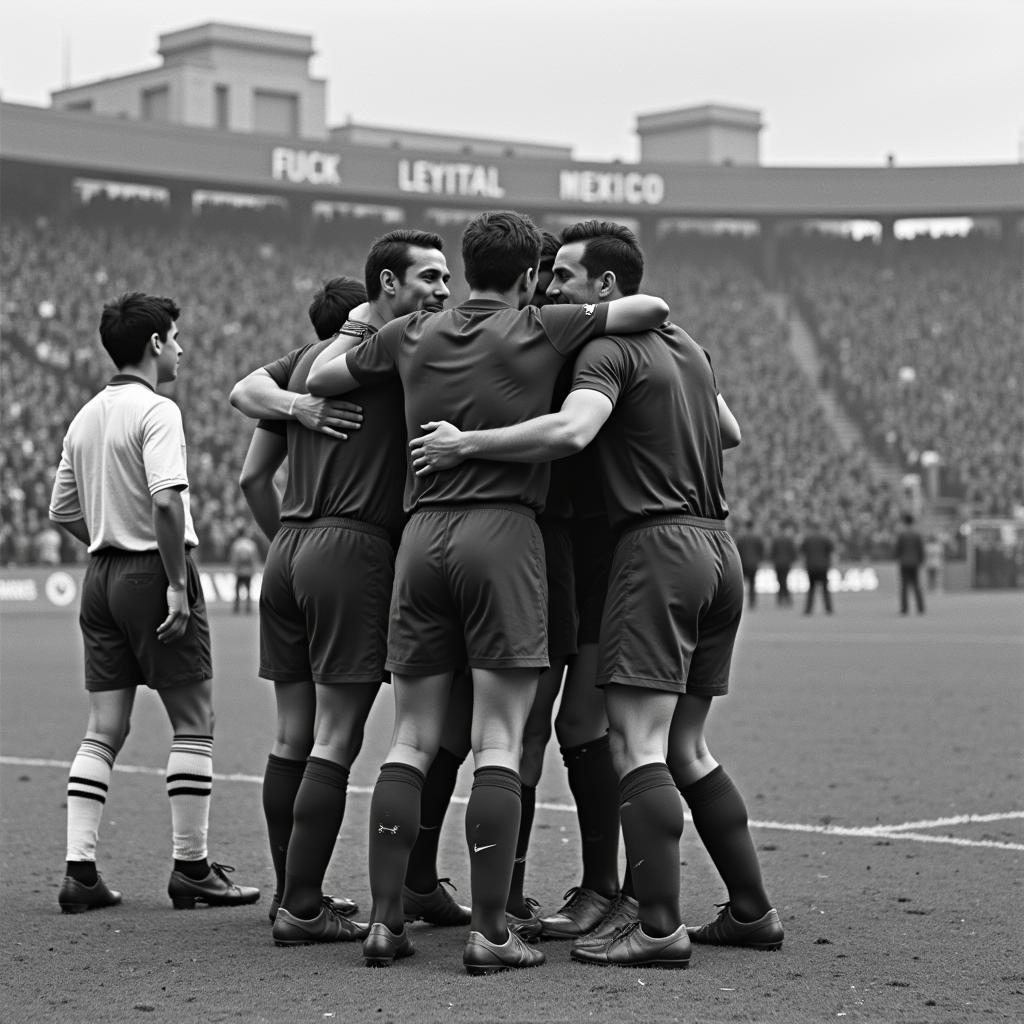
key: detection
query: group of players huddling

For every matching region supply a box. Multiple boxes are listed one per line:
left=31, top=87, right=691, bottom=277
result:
left=50, top=210, right=783, bottom=974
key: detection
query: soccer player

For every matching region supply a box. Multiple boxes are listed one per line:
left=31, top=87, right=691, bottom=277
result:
left=230, top=234, right=468, bottom=943
left=409, top=220, right=783, bottom=967
left=516, top=230, right=623, bottom=942
left=49, top=292, right=260, bottom=914
left=306, top=209, right=668, bottom=973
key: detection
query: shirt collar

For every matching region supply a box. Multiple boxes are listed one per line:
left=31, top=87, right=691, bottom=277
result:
left=109, top=373, right=156, bottom=392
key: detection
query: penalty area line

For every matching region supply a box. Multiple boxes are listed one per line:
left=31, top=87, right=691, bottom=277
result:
left=4, top=755, right=1022, bottom=852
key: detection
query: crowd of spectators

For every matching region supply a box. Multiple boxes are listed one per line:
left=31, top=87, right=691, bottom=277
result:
left=788, top=233, right=1022, bottom=519
left=2, top=214, right=1016, bottom=568
left=650, top=236, right=898, bottom=559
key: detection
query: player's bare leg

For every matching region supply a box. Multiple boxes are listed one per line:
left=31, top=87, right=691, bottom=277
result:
left=668, top=694, right=782, bottom=949
left=505, top=660, right=564, bottom=937
left=272, top=681, right=380, bottom=945
left=263, top=680, right=315, bottom=914
left=404, top=669, right=472, bottom=926
left=364, top=671, right=452, bottom=965
left=462, top=667, right=546, bottom=973
left=570, top=684, right=691, bottom=968
left=540, top=645, right=621, bottom=939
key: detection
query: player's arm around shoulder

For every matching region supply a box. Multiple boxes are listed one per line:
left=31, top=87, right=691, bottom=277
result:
left=410, top=389, right=613, bottom=476
left=603, top=294, right=670, bottom=334
left=151, top=486, right=190, bottom=643
left=306, top=334, right=364, bottom=396
left=231, top=365, right=363, bottom=440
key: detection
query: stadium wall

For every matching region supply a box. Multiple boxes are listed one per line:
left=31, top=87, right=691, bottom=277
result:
left=4, top=102, right=1023, bottom=222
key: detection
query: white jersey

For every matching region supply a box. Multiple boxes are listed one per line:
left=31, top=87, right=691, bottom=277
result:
left=49, top=375, right=199, bottom=553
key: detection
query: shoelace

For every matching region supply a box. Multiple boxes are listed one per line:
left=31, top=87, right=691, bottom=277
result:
left=210, top=862, right=237, bottom=881
left=437, top=876, right=460, bottom=894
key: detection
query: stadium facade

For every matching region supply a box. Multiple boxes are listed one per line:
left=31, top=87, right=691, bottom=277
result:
left=3, top=20, right=1022, bottom=275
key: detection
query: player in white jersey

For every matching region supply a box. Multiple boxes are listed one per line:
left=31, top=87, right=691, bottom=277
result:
left=49, top=292, right=259, bottom=914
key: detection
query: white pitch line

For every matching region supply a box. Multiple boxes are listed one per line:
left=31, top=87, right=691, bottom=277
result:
left=5, top=756, right=1023, bottom=852
left=751, top=632, right=1024, bottom=646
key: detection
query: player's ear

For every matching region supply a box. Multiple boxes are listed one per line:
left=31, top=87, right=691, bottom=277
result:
left=598, top=271, right=616, bottom=299
left=380, top=269, right=397, bottom=297
left=150, top=332, right=162, bottom=355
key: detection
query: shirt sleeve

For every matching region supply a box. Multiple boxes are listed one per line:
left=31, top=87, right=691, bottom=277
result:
left=538, top=302, right=611, bottom=357
left=48, top=443, right=82, bottom=522
left=261, top=346, right=306, bottom=389
left=141, top=400, right=190, bottom=494
left=702, top=347, right=721, bottom=394
left=257, top=419, right=286, bottom=436
left=347, top=319, right=402, bottom=385
left=568, top=336, right=632, bottom=406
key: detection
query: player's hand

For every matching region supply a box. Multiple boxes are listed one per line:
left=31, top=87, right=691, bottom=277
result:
left=410, top=421, right=465, bottom=476
left=157, top=585, right=190, bottom=643
left=294, top=395, right=363, bottom=439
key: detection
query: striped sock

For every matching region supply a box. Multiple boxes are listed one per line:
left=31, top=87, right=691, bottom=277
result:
left=166, top=735, right=213, bottom=863
left=66, top=739, right=116, bottom=863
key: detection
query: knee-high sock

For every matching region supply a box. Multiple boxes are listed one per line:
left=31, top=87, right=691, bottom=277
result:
left=166, top=735, right=213, bottom=863
left=680, top=765, right=771, bottom=922
left=66, top=738, right=116, bottom=865
left=507, top=783, right=536, bottom=914
left=619, top=763, right=683, bottom=937
left=281, top=757, right=350, bottom=918
left=465, top=766, right=521, bottom=942
left=262, top=754, right=306, bottom=897
left=562, top=734, right=620, bottom=896
left=368, top=762, right=424, bottom=930
left=405, top=745, right=464, bottom=893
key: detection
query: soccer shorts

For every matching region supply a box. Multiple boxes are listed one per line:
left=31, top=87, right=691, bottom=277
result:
left=259, top=517, right=395, bottom=685
left=598, top=516, right=743, bottom=696
left=80, top=549, right=211, bottom=691
left=572, top=515, right=615, bottom=645
left=386, top=505, right=548, bottom=675
left=541, top=520, right=578, bottom=661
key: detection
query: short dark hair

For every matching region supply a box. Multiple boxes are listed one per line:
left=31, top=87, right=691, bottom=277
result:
left=364, top=229, right=445, bottom=301
left=99, top=292, right=180, bottom=368
left=462, top=210, right=541, bottom=292
left=308, top=276, right=368, bottom=340
left=538, top=230, right=561, bottom=271
left=560, top=220, right=644, bottom=295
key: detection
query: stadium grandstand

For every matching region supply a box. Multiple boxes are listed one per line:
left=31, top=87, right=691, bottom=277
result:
left=2, top=21, right=1022, bottom=587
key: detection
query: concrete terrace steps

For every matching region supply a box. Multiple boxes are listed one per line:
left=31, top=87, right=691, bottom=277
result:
left=765, top=290, right=904, bottom=490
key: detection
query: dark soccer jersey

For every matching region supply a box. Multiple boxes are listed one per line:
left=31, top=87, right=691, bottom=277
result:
left=346, top=298, right=610, bottom=513
left=257, top=321, right=407, bottom=538
left=540, top=362, right=576, bottom=523
left=570, top=322, right=729, bottom=532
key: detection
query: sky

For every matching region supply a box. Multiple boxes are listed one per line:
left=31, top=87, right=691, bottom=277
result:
left=1, top=0, right=1022, bottom=167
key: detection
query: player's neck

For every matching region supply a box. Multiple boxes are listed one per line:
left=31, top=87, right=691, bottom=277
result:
left=364, top=299, right=395, bottom=329
left=468, top=287, right=520, bottom=307
left=113, top=361, right=158, bottom=388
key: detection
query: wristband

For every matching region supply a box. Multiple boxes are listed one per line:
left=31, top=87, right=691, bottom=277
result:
left=287, top=394, right=298, bottom=417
